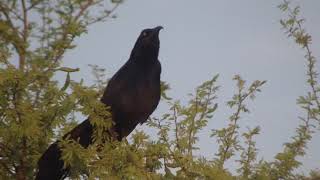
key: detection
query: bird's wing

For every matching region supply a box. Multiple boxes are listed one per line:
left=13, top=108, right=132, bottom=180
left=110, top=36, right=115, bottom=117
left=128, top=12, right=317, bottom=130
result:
left=101, top=61, right=135, bottom=105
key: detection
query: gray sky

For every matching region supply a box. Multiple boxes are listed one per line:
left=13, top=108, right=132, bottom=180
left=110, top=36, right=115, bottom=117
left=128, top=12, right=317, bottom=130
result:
left=63, top=0, right=320, bottom=174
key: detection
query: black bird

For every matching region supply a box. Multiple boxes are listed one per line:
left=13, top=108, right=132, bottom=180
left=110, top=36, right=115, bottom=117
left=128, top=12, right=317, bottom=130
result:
left=36, top=26, right=163, bottom=180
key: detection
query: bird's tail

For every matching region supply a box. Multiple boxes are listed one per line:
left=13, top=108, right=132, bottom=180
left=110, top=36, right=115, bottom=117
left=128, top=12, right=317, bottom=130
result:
left=35, top=142, right=68, bottom=180
left=35, top=119, right=93, bottom=180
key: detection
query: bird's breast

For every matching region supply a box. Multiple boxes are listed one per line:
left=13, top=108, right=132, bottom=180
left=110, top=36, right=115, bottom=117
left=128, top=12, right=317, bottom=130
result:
left=123, top=78, right=160, bottom=114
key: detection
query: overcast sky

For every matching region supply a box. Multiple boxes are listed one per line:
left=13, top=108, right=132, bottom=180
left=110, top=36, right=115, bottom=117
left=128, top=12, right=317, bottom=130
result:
left=62, top=0, right=320, bottom=174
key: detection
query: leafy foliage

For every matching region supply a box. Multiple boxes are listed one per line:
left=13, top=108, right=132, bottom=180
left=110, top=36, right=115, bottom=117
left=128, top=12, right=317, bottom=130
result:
left=0, top=0, right=319, bottom=179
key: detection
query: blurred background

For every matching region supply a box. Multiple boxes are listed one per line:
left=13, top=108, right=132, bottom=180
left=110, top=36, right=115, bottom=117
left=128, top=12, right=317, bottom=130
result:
left=61, top=0, right=320, bottom=174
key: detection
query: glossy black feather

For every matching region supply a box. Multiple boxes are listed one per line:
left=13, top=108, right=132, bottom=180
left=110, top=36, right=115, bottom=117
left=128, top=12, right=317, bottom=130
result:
left=36, top=26, right=163, bottom=180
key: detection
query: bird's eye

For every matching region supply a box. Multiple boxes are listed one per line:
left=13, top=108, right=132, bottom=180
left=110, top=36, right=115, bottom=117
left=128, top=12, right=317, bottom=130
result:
left=142, top=31, right=148, bottom=37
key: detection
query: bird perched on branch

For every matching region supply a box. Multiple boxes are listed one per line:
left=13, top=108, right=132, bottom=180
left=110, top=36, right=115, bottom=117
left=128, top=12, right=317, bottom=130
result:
left=36, top=26, right=163, bottom=180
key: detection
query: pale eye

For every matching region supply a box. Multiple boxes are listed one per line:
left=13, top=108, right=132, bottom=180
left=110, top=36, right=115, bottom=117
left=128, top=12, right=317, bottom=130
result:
left=142, top=31, right=148, bottom=36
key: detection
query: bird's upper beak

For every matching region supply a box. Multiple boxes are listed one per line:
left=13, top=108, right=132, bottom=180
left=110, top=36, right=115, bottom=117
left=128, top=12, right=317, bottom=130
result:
left=153, top=26, right=163, bottom=35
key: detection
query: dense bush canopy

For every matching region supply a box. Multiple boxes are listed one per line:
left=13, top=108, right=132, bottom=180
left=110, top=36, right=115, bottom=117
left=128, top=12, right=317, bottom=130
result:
left=0, top=0, right=319, bottom=179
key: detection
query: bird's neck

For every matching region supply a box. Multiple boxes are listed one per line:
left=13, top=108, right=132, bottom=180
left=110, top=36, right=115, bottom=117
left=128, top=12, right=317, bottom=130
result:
left=129, top=50, right=159, bottom=64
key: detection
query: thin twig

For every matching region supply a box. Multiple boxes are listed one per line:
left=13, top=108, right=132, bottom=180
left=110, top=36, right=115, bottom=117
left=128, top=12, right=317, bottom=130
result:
left=19, top=0, right=28, bottom=71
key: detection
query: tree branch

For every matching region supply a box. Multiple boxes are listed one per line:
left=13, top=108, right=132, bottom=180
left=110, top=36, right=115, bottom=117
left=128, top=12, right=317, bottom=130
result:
left=19, top=0, right=28, bottom=71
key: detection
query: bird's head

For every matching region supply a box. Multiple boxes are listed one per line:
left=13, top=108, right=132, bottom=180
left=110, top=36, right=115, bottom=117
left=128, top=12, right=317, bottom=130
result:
left=130, top=26, right=163, bottom=61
